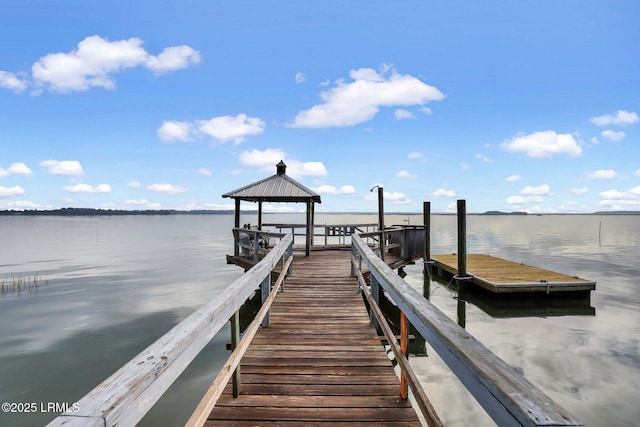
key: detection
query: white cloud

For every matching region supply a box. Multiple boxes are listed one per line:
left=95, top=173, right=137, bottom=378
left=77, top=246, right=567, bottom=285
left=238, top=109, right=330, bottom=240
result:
left=40, top=159, right=84, bottom=176
left=601, top=130, right=626, bottom=142
left=128, top=181, right=141, bottom=188
left=636, top=169, right=640, bottom=177
left=295, top=72, right=307, bottom=84
left=507, top=184, right=550, bottom=205
left=475, top=153, right=493, bottom=163
left=394, top=109, right=415, bottom=120
left=506, top=195, right=528, bottom=204
left=157, top=121, right=195, bottom=142
left=286, top=161, right=327, bottom=178
left=196, top=114, right=265, bottom=144
left=238, top=148, right=327, bottom=178
left=144, top=45, right=201, bottom=74
left=597, top=185, right=640, bottom=210
left=385, top=191, right=411, bottom=205
left=431, top=188, right=456, bottom=198
left=600, top=189, right=624, bottom=199
left=146, top=183, right=188, bottom=194
left=31, top=35, right=200, bottom=93
left=312, top=184, right=355, bottom=194
left=597, top=199, right=640, bottom=210
left=521, top=184, right=550, bottom=196
left=124, top=199, right=150, bottom=205
left=420, top=106, right=432, bottom=115
left=571, top=187, right=589, bottom=196
left=289, top=66, right=445, bottom=128
left=460, top=163, right=471, bottom=170
left=501, top=131, right=582, bottom=158
left=588, top=169, right=617, bottom=179
left=396, top=170, right=416, bottom=179
left=64, top=183, right=111, bottom=193
left=239, top=148, right=287, bottom=169
left=505, top=174, right=522, bottom=182
left=0, top=162, right=33, bottom=177
left=0, top=200, right=41, bottom=210
left=590, top=110, right=639, bottom=127
left=0, top=185, right=25, bottom=197
left=197, top=167, right=212, bottom=176
left=0, top=71, right=27, bottom=93
left=408, top=151, right=424, bottom=161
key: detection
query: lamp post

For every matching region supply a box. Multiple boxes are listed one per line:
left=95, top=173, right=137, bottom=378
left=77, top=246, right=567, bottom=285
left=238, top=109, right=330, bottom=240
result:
left=371, top=185, right=385, bottom=261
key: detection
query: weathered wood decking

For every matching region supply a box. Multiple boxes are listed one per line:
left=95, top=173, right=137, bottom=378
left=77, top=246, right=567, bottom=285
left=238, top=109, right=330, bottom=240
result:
left=431, top=253, right=596, bottom=293
left=207, top=250, right=422, bottom=426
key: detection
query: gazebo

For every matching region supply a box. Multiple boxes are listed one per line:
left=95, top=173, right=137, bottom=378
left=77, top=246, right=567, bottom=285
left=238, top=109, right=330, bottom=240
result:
left=222, top=161, right=321, bottom=256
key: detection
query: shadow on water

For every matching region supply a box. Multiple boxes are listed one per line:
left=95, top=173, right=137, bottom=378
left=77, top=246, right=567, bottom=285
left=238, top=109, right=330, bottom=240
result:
left=0, top=311, right=229, bottom=427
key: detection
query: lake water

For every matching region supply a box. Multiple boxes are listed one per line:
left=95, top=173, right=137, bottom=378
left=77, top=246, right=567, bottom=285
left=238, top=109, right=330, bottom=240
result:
left=0, top=213, right=638, bottom=426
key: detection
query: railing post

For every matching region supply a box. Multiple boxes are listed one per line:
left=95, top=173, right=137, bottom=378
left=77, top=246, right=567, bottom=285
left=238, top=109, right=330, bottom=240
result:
left=233, top=228, right=239, bottom=257
left=350, top=245, right=356, bottom=277
left=370, top=275, right=380, bottom=333
left=253, top=231, right=260, bottom=263
left=287, top=241, right=293, bottom=275
left=261, top=275, right=270, bottom=327
left=400, top=311, right=409, bottom=399
left=231, top=311, right=241, bottom=397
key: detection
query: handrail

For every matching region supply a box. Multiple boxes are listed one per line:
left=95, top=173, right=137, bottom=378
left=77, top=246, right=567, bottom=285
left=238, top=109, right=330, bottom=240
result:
left=185, top=255, right=294, bottom=427
left=351, top=253, right=443, bottom=427
left=47, top=234, right=294, bottom=427
left=351, top=233, right=583, bottom=427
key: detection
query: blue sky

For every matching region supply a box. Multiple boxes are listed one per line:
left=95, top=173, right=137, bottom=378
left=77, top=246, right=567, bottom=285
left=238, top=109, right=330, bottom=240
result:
left=1, top=1, right=638, bottom=213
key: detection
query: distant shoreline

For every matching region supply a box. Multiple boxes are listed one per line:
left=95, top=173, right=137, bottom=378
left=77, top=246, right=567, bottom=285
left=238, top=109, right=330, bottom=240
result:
left=1, top=208, right=639, bottom=216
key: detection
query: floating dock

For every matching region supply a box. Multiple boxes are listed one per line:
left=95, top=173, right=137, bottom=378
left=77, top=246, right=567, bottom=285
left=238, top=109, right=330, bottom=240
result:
left=430, top=253, right=596, bottom=293
left=206, top=250, right=422, bottom=426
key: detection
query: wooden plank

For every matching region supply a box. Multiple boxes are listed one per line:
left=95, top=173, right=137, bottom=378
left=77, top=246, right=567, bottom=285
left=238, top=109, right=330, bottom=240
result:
left=209, top=406, right=421, bottom=422
left=206, top=422, right=419, bottom=427
left=214, top=394, right=414, bottom=408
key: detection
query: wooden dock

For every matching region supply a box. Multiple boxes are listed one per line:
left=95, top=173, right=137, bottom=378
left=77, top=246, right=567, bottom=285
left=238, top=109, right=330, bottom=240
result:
left=206, top=250, right=422, bottom=426
left=431, top=253, right=596, bottom=293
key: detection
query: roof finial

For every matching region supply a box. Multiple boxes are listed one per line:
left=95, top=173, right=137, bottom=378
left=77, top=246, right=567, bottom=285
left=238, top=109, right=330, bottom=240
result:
left=276, top=160, right=286, bottom=175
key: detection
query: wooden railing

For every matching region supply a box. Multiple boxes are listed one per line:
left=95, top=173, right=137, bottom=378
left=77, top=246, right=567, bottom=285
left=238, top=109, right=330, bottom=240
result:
left=351, top=233, right=584, bottom=427
left=264, top=222, right=378, bottom=247
left=232, top=227, right=287, bottom=262
left=46, top=234, right=294, bottom=427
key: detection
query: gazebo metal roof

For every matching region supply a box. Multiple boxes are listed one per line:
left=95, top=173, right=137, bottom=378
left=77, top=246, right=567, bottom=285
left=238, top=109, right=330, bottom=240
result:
left=222, top=161, right=321, bottom=203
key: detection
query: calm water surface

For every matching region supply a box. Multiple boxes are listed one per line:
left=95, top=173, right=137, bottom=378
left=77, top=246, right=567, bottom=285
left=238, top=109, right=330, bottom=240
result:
left=0, top=214, right=638, bottom=426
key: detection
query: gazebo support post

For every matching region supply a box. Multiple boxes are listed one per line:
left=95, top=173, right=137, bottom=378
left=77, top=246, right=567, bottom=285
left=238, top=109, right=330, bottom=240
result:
left=305, top=200, right=312, bottom=256
left=234, top=199, right=241, bottom=229
left=258, top=201, right=263, bottom=230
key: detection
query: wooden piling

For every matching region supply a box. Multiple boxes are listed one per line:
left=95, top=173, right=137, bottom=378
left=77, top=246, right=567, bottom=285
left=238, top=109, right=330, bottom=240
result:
left=457, top=199, right=467, bottom=279
left=423, top=201, right=431, bottom=266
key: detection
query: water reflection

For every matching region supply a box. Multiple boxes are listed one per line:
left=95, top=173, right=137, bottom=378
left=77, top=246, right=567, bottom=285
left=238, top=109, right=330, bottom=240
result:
left=0, top=311, right=181, bottom=426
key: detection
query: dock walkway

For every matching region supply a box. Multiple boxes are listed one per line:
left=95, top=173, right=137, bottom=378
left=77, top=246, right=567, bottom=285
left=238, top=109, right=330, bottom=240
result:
left=206, top=250, right=421, bottom=426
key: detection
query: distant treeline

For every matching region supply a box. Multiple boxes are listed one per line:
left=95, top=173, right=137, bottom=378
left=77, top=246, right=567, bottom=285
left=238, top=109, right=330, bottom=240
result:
left=481, top=211, right=528, bottom=215
left=0, top=208, right=237, bottom=216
